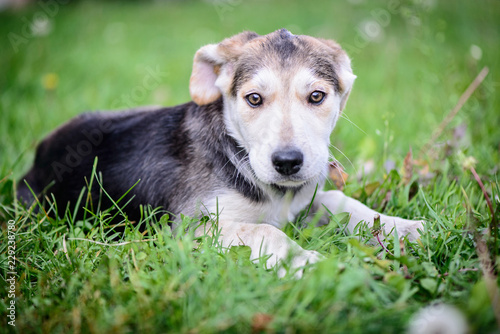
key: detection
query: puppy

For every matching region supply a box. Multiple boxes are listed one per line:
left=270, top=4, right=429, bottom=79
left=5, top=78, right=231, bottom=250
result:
left=18, top=29, right=422, bottom=276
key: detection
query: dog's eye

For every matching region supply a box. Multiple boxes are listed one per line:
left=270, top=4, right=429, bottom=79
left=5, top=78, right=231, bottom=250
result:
left=309, top=91, right=325, bottom=105
left=245, top=93, right=263, bottom=107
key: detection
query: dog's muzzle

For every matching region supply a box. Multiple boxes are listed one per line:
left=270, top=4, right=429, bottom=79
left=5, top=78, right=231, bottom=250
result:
left=271, top=149, right=303, bottom=176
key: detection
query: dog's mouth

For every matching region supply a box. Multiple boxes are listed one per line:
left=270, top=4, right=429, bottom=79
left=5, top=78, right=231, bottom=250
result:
left=269, top=176, right=316, bottom=194
left=269, top=171, right=322, bottom=190
left=273, top=179, right=307, bottom=187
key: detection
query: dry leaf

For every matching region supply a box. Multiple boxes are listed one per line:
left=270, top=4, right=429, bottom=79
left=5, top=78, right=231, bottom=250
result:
left=329, top=161, right=348, bottom=190
left=252, top=313, right=274, bottom=333
left=403, top=148, right=413, bottom=185
left=414, top=159, right=435, bottom=183
left=351, top=181, right=380, bottom=199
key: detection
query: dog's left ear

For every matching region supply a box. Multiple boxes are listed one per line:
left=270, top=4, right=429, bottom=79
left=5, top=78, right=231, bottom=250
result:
left=318, top=38, right=357, bottom=112
left=190, top=31, right=259, bottom=105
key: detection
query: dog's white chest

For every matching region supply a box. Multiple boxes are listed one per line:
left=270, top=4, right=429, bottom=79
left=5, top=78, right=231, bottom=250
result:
left=204, top=185, right=316, bottom=228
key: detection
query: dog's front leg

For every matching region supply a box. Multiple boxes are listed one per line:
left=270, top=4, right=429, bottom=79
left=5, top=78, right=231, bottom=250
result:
left=214, top=221, right=323, bottom=277
left=314, top=190, right=422, bottom=241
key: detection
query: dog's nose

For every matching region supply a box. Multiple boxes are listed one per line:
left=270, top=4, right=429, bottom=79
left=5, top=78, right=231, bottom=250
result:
left=272, top=150, right=304, bottom=176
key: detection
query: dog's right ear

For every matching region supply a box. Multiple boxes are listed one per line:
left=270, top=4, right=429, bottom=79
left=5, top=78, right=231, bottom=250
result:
left=190, top=31, right=259, bottom=106
left=318, top=38, right=356, bottom=113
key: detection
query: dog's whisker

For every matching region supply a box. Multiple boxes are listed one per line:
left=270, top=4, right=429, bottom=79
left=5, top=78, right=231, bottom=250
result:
left=327, top=155, right=349, bottom=188
left=222, top=147, right=248, bottom=170
left=328, top=154, right=348, bottom=174
left=328, top=154, right=345, bottom=168
left=318, top=169, right=334, bottom=188
left=225, top=155, right=259, bottom=193
left=339, top=113, right=367, bottom=135
left=329, top=144, right=358, bottom=175
left=215, top=147, right=252, bottom=186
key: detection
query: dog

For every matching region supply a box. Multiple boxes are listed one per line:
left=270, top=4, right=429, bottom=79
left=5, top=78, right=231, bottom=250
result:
left=18, top=29, right=423, bottom=276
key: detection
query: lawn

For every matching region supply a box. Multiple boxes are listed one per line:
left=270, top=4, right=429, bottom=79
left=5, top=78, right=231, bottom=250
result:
left=1, top=0, right=499, bottom=333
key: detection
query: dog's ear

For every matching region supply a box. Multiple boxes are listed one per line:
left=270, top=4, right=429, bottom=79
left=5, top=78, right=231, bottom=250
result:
left=318, top=38, right=357, bottom=112
left=338, top=63, right=356, bottom=112
left=190, top=31, right=260, bottom=105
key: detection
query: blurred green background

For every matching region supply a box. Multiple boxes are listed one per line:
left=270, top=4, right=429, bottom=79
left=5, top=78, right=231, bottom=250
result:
left=1, top=0, right=499, bottom=178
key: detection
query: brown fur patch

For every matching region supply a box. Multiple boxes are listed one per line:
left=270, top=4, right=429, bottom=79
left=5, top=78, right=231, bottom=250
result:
left=279, top=116, right=294, bottom=142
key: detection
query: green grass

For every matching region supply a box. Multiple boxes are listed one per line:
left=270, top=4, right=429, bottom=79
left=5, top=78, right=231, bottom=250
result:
left=1, top=0, right=499, bottom=333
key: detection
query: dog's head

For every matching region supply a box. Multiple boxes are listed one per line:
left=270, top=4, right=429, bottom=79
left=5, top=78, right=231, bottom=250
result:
left=190, top=29, right=355, bottom=188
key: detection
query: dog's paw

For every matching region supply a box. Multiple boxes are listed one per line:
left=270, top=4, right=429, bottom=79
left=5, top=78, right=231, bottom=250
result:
left=388, top=218, right=424, bottom=241
left=277, top=249, right=324, bottom=278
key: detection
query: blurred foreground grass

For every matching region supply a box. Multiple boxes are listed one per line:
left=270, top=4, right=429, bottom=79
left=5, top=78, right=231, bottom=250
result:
left=0, top=0, right=499, bottom=333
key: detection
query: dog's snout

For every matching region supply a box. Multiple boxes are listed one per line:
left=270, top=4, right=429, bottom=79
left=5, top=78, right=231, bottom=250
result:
left=272, top=150, right=304, bottom=176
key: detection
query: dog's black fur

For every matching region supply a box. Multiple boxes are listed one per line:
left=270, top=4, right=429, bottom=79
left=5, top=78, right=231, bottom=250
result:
left=18, top=99, right=267, bottom=223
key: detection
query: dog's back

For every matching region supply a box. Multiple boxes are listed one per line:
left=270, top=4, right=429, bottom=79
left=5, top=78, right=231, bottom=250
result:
left=19, top=103, right=192, bottom=221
